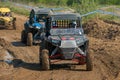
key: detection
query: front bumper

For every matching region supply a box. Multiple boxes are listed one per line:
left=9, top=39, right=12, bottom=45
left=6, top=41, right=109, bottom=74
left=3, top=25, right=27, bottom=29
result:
left=0, top=21, right=12, bottom=26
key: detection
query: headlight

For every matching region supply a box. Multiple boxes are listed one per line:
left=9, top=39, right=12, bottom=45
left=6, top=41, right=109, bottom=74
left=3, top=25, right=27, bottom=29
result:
left=76, top=39, right=83, bottom=45
left=52, top=39, right=61, bottom=45
left=79, top=31, right=82, bottom=35
left=52, top=39, right=60, bottom=43
left=76, top=39, right=81, bottom=44
left=35, top=26, right=40, bottom=29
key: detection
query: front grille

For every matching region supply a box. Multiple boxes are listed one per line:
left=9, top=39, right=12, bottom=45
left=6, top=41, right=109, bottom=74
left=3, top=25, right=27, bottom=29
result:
left=0, top=20, right=5, bottom=25
left=61, top=48, right=75, bottom=53
left=60, top=40, right=77, bottom=48
left=61, top=48, right=76, bottom=59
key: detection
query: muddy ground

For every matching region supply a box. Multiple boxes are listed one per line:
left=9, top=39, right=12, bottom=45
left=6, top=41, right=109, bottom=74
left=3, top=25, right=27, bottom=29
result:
left=0, top=14, right=120, bottom=80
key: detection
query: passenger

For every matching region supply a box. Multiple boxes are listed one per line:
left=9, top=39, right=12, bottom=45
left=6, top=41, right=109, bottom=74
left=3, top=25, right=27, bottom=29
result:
left=5, top=12, right=11, bottom=17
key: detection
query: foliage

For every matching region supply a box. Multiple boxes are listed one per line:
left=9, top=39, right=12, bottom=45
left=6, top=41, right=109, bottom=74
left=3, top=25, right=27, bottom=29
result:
left=9, top=0, right=120, bottom=14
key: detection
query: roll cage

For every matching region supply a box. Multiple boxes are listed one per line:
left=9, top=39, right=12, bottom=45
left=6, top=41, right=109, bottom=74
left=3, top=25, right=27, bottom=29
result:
left=44, top=13, right=83, bottom=37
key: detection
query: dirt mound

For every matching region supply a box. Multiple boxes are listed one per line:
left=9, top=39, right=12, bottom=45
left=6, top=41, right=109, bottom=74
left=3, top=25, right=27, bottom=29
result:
left=0, top=61, right=13, bottom=69
left=0, top=38, right=16, bottom=54
left=0, top=49, right=6, bottom=60
left=83, top=19, right=120, bottom=40
left=0, top=37, right=12, bottom=49
left=0, top=38, right=14, bottom=74
left=83, top=18, right=120, bottom=79
left=0, top=37, right=14, bottom=60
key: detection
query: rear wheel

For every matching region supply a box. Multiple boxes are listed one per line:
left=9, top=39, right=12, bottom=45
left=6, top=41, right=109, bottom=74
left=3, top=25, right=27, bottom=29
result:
left=86, top=52, right=93, bottom=71
left=41, top=49, right=50, bottom=70
left=21, top=30, right=27, bottom=43
left=27, top=33, right=33, bottom=46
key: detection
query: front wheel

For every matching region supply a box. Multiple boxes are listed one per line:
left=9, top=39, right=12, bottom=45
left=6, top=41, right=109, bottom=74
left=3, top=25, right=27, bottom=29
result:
left=12, top=21, right=16, bottom=30
left=27, top=33, right=33, bottom=46
left=21, top=30, right=27, bottom=43
left=41, top=49, right=50, bottom=70
left=86, top=52, right=93, bottom=71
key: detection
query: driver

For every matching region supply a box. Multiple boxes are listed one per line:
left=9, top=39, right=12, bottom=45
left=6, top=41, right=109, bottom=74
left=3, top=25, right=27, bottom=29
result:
left=52, top=21, right=57, bottom=28
left=69, top=20, right=77, bottom=28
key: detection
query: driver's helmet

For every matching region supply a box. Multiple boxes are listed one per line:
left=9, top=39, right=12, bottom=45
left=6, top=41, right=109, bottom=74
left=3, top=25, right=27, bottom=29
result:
left=72, top=20, right=77, bottom=25
left=71, top=20, right=77, bottom=28
left=52, top=21, right=57, bottom=28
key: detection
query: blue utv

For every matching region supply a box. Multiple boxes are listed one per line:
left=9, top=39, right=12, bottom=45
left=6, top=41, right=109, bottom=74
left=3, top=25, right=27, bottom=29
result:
left=21, top=8, right=53, bottom=46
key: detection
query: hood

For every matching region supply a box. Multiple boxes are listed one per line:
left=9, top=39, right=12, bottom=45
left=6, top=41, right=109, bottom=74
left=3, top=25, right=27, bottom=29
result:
left=59, top=36, right=77, bottom=48
left=49, top=35, right=86, bottom=47
left=0, top=17, right=12, bottom=22
left=0, top=8, right=10, bottom=13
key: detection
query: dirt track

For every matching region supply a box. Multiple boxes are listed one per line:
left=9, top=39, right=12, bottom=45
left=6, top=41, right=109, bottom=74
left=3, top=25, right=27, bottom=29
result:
left=0, top=14, right=120, bottom=80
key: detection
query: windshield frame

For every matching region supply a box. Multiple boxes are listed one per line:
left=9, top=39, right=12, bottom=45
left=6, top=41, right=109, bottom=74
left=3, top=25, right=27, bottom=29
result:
left=50, top=28, right=83, bottom=36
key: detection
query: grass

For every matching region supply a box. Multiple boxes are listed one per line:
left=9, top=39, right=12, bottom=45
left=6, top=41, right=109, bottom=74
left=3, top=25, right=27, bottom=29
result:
left=11, top=7, right=29, bottom=16
left=99, top=15, right=120, bottom=22
left=105, top=7, right=115, bottom=12
left=116, top=5, right=120, bottom=8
